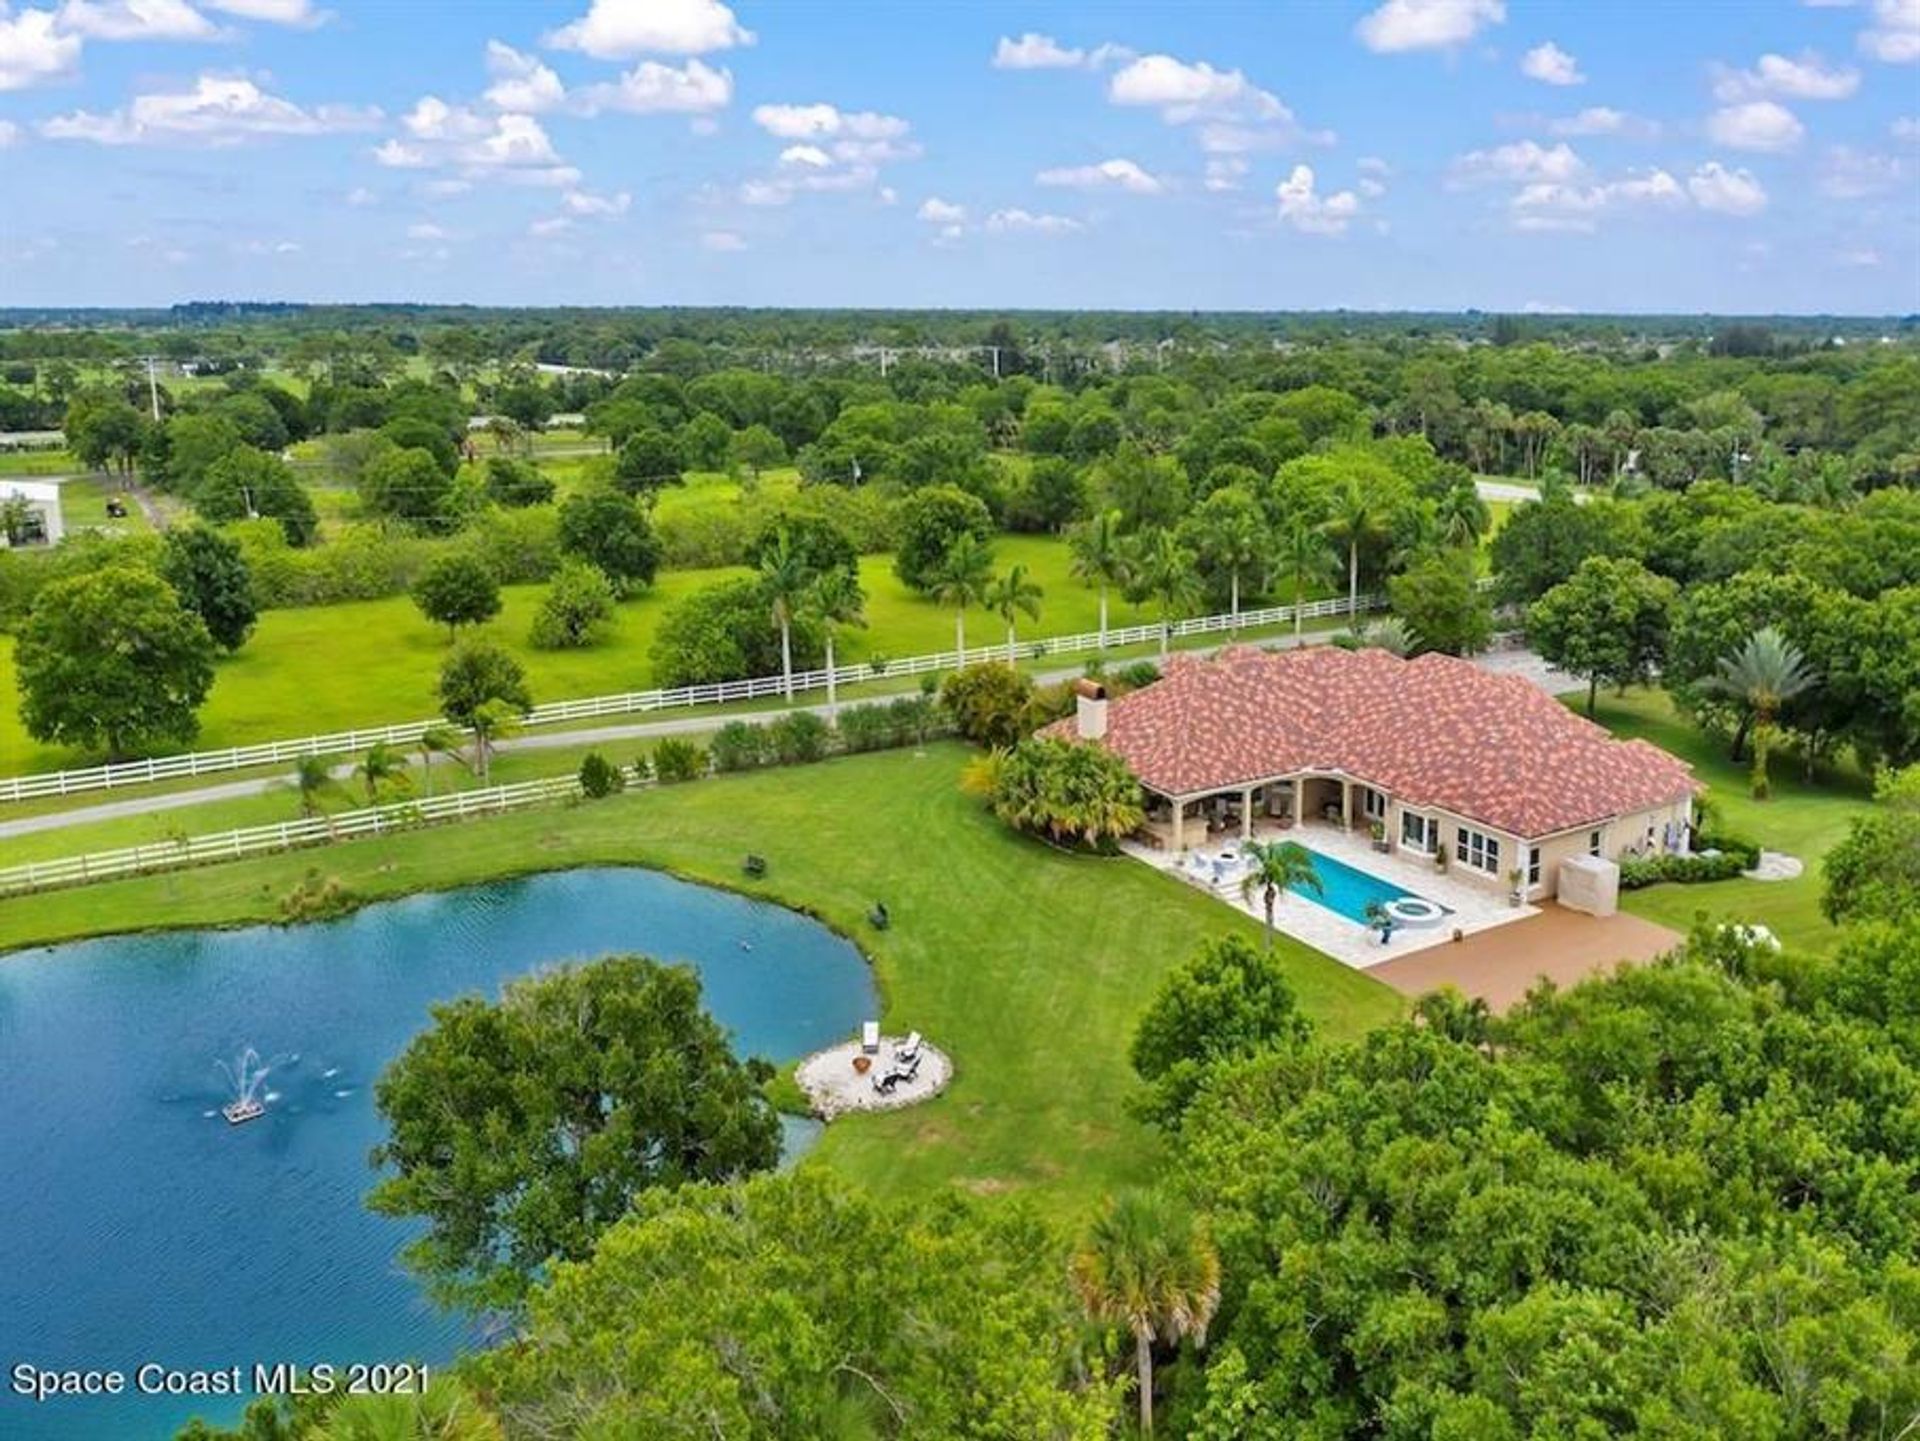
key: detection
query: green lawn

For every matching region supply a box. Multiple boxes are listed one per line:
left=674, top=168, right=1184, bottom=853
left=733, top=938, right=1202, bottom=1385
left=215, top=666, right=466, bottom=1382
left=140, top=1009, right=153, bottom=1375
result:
left=55, top=474, right=151, bottom=534
left=0, top=744, right=1404, bottom=1216
left=1584, top=688, right=1870, bottom=953
left=0, top=449, right=74, bottom=476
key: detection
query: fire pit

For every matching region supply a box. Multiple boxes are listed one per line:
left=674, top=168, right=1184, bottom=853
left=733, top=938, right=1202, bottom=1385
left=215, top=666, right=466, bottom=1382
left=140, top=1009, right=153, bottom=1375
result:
left=852, top=1054, right=872, bottom=1075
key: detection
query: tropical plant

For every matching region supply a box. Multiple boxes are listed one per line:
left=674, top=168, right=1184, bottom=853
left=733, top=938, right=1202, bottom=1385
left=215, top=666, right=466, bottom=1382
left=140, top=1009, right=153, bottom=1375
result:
left=292, top=754, right=331, bottom=818
left=357, top=740, right=409, bottom=802
left=983, top=736, right=1143, bottom=846
left=757, top=524, right=812, bottom=701
left=415, top=724, right=460, bottom=797
left=929, top=530, right=995, bottom=666
left=1070, top=1189, right=1222, bottom=1437
left=1124, top=528, right=1201, bottom=659
left=1709, top=625, right=1818, bottom=799
left=984, top=561, right=1044, bottom=664
left=1274, top=512, right=1337, bottom=644
left=1238, top=839, right=1323, bottom=950
left=1068, top=508, right=1129, bottom=652
left=1434, top=476, right=1491, bottom=547
left=1182, top=485, right=1265, bottom=631
left=577, top=751, right=625, bottom=798
left=805, top=566, right=866, bottom=718
left=1320, top=475, right=1391, bottom=621
left=768, top=710, right=831, bottom=764
left=650, top=736, right=705, bottom=782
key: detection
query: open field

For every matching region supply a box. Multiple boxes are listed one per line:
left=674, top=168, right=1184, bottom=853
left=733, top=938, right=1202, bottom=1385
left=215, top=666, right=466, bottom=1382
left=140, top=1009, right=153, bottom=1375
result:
left=0, top=743, right=1406, bottom=1216
left=1590, top=689, right=1869, bottom=953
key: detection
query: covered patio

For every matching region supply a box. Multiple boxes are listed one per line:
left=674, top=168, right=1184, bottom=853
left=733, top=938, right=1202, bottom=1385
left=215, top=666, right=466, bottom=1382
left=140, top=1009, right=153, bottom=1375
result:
left=1135, top=772, right=1379, bottom=852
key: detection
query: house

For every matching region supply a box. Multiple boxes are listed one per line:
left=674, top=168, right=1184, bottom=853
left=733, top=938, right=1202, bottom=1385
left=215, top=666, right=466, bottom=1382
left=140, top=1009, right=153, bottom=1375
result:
left=0, top=480, right=64, bottom=548
left=1048, top=645, right=1698, bottom=904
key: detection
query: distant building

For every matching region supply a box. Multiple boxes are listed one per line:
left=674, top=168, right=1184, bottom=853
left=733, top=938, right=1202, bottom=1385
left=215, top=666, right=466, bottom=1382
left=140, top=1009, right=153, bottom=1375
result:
left=0, top=479, right=65, bottom=547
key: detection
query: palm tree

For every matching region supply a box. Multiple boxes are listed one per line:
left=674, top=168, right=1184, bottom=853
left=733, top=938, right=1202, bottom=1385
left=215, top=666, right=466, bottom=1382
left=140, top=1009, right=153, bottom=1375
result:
left=984, top=562, right=1044, bottom=665
left=1275, top=513, right=1336, bottom=645
left=1070, top=1189, right=1222, bottom=1438
left=1710, top=626, right=1818, bottom=800
left=758, top=525, right=812, bottom=701
left=1068, top=509, right=1128, bottom=653
left=468, top=699, right=521, bottom=782
left=1238, top=839, right=1323, bottom=950
left=806, top=568, right=866, bottom=719
left=1320, top=477, right=1389, bottom=622
left=930, top=531, right=994, bottom=667
left=312, top=1372, right=504, bottom=1441
left=292, top=754, right=331, bottom=818
left=416, top=723, right=460, bottom=797
left=1125, top=529, right=1200, bottom=660
left=357, top=740, right=408, bottom=803
left=1434, top=479, right=1490, bottom=548
left=1185, top=488, right=1264, bottom=633
left=486, top=415, right=523, bottom=455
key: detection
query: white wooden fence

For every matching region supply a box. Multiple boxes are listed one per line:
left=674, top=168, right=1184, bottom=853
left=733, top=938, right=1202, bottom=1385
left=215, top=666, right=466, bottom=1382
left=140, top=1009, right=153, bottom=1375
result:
left=0, top=591, right=1384, bottom=804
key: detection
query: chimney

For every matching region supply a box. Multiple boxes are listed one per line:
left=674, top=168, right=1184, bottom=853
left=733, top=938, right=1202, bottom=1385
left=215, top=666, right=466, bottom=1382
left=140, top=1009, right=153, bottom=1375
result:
left=1073, top=678, right=1108, bottom=740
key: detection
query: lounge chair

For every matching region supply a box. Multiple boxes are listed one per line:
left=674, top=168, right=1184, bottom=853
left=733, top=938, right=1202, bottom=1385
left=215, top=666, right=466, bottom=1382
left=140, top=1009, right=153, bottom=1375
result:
left=896, top=1031, right=922, bottom=1064
left=861, top=1021, right=880, bottom=1055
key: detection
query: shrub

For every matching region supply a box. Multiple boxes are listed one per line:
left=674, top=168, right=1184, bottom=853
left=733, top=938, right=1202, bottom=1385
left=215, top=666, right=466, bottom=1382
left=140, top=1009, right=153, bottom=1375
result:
left=768, top=710, right=830, bottom=764
left=650, top=577, right=823, bottom=688
left=485, top=457, right=554, bottom=507
left=939, top=663, right=1037, bottom=749
left=656, top=506, right=751, bottom=570
left=578, top=751, right=626, bottom=798
left=411, top=552, right=501, bottom=639
left=529, top=561, right=616, bottom=650
left=985, top=736, right=1144, bottom=847
left=887, top=694, right=939, bottom=746
left=558, top=487, right=661, bottom=595
left=1618, top=850, right=1751, bottom=889
left=1114, top=660, right=1161, bottom=692
left=710, top=720, right=770, bottom=772
left=834, top=703, right=896, bottom=753
left=278, top=869, right=361, bottom=922
left=651, top=736, right=705, bottom=782
left=893, top=485, right=995, bottom=592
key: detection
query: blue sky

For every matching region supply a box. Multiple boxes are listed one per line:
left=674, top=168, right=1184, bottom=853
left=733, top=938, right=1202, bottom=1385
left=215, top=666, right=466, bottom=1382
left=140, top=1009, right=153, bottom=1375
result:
left=0, top=0, right=1915, bottom=312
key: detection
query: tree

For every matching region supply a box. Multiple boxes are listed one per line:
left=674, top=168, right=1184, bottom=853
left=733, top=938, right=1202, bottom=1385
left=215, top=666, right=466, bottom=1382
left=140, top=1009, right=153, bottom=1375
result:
left=1071, top=1189, right=1221, bottom=1438
left=1128, top=933, right=1313, bottom=1128
left=727, top=422, right=787, bottom=481
left=757, top=525, right=812, bottom=700
left=1182, top=486, right=1264, bottom=630
left=369, top=953, right=780, bottom=1311
left=980, top=736, right=1143, bottom=845
left=361, top=445, right=458, bottom=530
left=437, top=642, right=532, bottom=780
left=805, top=566, right=865, bottom=718
left=940, top=662, right=1037, bottom=748
left=528, top=560, right=616, bottom=650
left=894, top=484, right=995, bottom=592
left=1124, top=528, right=1200, bottom=659
left=1068, top=508, right=1130, bottom=652
left=1822, top=765, right=1920, bottom=926
left=64, top=393, right=147, bottom=475
left=1435, top=476, right=1492, bottom=546
left=1387, top=547, right=1493, bottom=656
left=476, top=1171, right=1115, bottom=1439
left=411, top=553, right=501, bottom=640
left=158, top=526, right=256, bottom=652
left=416, top=723, right=460, bottom=798
left=484, top=456, right=554, bottom=508
left=650, top=577, right=822, bottom=688
left=1237, top=839, right=1322, bottom=951
left=198, top=446, right=319, bottom=545
left=291, top=754, right=331, bottom=818
left=557, top=487, right=661, bottom=595
left=613, top=429, right=685, bottom=497
left=357, top=740, right=408, bottom=803
left=1527, top=556, right=1677, bottom=717
left=1094, top=442, right=1187, bottom=532
left=1710, top=626, right=1818, bottom=799
left=1489, top=490, right=1620, bottom=605
left=16, top=564, right=215, bottom=759
left=1321, top=474, right=1391, bottom=621
left=984, top=561, right=1044, bottom=664
left=1274, top=511, right=1337, bottom=644
left=930, top=531, right=995, bottom=664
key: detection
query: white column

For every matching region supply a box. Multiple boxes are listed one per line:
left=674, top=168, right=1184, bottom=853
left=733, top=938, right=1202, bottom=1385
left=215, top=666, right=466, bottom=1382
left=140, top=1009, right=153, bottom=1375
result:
left=1171, top=800, right=1185, bottom=853
left=1241, top=787, right=1253, bottom=840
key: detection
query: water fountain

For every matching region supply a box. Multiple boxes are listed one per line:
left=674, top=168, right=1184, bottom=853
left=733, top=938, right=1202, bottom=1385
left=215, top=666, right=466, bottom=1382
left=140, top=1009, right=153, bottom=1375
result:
left=216, top=1048, right=273, bottom=1125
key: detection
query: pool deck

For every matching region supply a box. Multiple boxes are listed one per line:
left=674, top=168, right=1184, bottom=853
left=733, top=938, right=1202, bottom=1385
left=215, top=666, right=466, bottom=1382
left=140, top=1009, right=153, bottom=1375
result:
left=1126, top=821, right=1538, bottom=968
left=1367, top=907, right=1683, bottom=1011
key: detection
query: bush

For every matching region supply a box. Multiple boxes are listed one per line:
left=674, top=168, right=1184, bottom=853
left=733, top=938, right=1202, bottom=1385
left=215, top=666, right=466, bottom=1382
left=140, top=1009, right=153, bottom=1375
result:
left=485, top=457, right=555, bottom=508
left=411, top=551, right=501, bottom=638
left=893, top=485, right=995, bottom=592
left=578, top=751, right=626, bottom=798
left=528, top=561, right=616, bottom=650
left=1114, top=660, right=1161, bottom=692
left=834, top=703, right=897, bottom=753
left=278, top=869, right=361, bottom=923
left=768, top=710, right=830, bottom=764
left=710, top=720, right=770, bottom=772
left=651, top=736, right=705, bottom=782
left=650, top=577, right=823, bottom=688
left=656, top=506, right=751, bottom=570
left=558, top=487, right=661, bottom=595
left=939, top=663, right=1037, bottom=748
left=746, top=511, right=857, bottom=582
left=1618, top=849, right=1752, bottom=889
left=887, top=694, right=939, bottom=745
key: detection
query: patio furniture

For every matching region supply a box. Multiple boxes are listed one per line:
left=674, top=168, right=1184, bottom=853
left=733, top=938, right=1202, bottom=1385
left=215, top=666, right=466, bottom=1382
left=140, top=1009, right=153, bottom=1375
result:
left=896, top=1031, right=923, bottom=1064
left=861, top=1021, right=881, bottom=1055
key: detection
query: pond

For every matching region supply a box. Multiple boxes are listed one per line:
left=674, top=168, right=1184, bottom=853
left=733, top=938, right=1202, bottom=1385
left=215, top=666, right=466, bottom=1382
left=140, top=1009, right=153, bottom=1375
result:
left=0, top=868, right=876, bottom=1441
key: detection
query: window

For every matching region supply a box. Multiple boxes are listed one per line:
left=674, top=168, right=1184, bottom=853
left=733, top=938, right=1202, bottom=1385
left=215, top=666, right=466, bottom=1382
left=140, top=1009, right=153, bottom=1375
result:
left=1455, top=826, right=1501, bottom=874
left=1362, top=786, right=1386, bottom=821
left=1401, top=810, right=1438, bottom=853
left=1527, top=845, right=1541, bottom=887
left=1588, top=829, right=1603, bottom=856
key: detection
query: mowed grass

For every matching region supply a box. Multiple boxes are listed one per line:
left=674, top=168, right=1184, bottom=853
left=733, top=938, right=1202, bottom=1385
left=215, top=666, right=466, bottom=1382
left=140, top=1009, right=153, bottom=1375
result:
left=1585, top=688, right=1871, bottom=953
left=0, top=744, right=1404, bottom=1215
left=0, top=533, right=1175, bottom=773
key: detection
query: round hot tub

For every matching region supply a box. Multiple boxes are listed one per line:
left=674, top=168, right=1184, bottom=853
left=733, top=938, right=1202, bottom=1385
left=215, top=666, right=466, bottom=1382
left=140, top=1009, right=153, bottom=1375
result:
left=1384, top=897, right=1446, bottom=929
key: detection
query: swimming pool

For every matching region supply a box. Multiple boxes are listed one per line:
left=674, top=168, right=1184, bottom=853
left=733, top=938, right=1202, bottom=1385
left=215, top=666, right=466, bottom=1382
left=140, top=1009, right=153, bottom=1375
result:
left=1287, top=847, right=1436, bottom=924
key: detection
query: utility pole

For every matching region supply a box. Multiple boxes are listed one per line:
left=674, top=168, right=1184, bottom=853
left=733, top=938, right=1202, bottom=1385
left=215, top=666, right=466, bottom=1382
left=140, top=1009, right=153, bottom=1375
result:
left=986, top=345, right=1000, bottom=380
left=139, top=356, right=162, bottom=421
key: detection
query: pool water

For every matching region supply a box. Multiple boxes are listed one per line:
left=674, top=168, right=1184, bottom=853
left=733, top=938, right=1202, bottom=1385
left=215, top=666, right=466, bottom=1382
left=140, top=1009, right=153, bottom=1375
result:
left=0, top=868, right=875, bottom=1441
left=1287, top=847, right=1432, bottom=923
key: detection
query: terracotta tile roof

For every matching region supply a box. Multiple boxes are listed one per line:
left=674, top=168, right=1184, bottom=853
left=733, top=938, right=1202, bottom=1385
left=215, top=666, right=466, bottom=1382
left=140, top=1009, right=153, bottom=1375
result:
left=1043, top=646, right=1697, bottom=839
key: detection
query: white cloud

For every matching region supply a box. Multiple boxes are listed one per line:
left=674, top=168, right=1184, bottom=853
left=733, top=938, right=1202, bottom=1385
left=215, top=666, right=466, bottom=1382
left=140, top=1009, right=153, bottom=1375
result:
left=574, top=57, right=732, bottom=114
left=1036, top=157, right=1164, bottom=194
left=1108, top=53, right=1287, bottom=124
left=0, top=119, right=19, bottom=146
left=562, top=187, right=630, bottom=215
left=460, top=112, right=562, bottom=168
left=1860, top=0, right=1920, bottom=62
left=1548, top=106, right=1660, bottom=138
left=779, top=143, right=830, bottom=167
left=403, top=95, right=492, bottom=142
left=1712, top=51, right=1860, bottom=100
left=751, top=102, right=909, bottom=140
left=420, top=177, right=471, bottom=197
left=406, top=221, right=448, bottom=240
left=1356, top=0, right=1505, bottom=53
left=527, top=215, right=572, bottom=237
left=1275, top=164, right=1361, bottom=234
left=1521, top=41, right=1583, bottom=85
left=1204, top=156, right=1250, bottom=191
left=1817, top=144, right=1911, bottom=196
left=984, top=208, right=1082, bottom=234
left=199, top=0, right=325, bottom=22
left=544, top=0, right=752, bottom=58
left=917, top=196, right=965, bottom=223
left=1707, top=100, right=1804, bottom=151
left=40, top=74, right=379, bottom=144
left=1687, top=160, right=1768, bottom=213
left=0, top=7, right=83, bottom=90
left=1508, top=168, right=1685, bottom=231
left=1895, top=115, right=1920, bottom=140
left=52, top=0, right=218, bottom=41
left=372, top=138, right=428, bottom=167
left=702, top=229, right=746, bottom=251
left=345, top=184, right=375, bottom=205
left=1837, top=246, right=1882, bottom=267
left=484, top=41, right=565, bottom=113
left=1449, top=139, right=1585, bottom=185
left=992, top=32, right=1083, bottom=68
